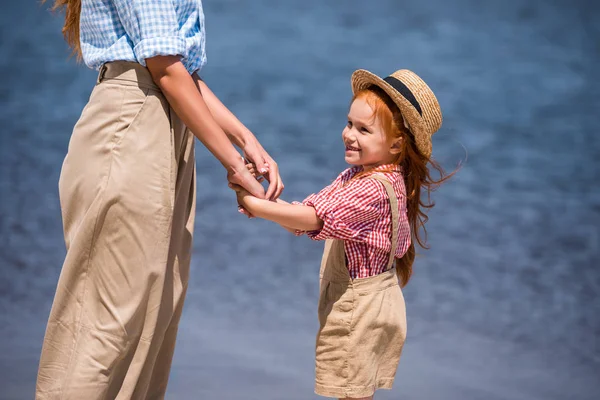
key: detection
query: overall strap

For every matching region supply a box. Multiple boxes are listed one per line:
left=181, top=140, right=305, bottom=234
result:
left=369, top=175, right=399, bottom=271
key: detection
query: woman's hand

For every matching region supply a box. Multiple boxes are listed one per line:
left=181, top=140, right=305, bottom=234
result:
left=226, top=162, right=265, bottom=199
left=242, top=138, right=284, bottom=201
left=227, top=159, right=266, bottom=218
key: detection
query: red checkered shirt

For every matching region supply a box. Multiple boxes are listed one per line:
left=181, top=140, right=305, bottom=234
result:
left=296, top=164, right=411, bottom=279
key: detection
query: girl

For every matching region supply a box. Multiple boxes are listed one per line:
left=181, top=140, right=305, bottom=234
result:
left=38, top=0, right=282, bottom=399
left=231, top=68, right=453, bottom=399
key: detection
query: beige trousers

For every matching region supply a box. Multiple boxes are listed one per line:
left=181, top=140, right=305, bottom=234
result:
left=36, top=62, right=196, bottom=400
left=315, top=176, right=407, bottom=399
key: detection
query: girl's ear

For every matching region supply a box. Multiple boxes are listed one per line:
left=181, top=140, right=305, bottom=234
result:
left=390, top=137, right=403, bottom=155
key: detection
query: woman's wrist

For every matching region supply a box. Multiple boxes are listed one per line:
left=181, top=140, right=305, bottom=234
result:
left=224, top=154, right=247, bottom=172
left=230, top=126, right=252, bottom=148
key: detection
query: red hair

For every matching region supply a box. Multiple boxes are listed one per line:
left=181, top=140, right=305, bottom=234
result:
left=43, top=0, right=82, bottom=60
left=352, top=87, right=455, bottom=287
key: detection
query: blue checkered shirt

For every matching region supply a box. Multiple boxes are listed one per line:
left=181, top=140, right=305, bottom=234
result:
left=80, top=0, right=207, bottom=74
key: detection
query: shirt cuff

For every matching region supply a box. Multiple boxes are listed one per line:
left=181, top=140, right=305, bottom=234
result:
left=304, top=198, right=334, bottom=241
left=133, top=36, right=188, bottom=67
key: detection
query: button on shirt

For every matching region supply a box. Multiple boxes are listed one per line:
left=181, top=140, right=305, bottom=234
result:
left=297, top=165, right=411, bottom=279
left=80, top=0, right=207, bottom=74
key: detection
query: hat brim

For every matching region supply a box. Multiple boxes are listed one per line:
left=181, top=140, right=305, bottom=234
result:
left=351, top=69, right=431, bottom=158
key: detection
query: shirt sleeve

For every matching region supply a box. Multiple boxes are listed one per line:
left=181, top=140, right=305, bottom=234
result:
left=305, top=179, right=387, bottom=242
left=112, top=0, right=188, bottom=66
left=290, top=169, right=353, bottom=237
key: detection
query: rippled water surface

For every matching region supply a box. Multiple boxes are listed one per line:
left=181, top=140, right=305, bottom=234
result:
left=1, top=0, right=598, bottom=399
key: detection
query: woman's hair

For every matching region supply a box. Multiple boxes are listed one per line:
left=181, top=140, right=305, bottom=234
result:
left=43, top=0, right=82, bottom=59
left=353, top=87, right=455, bottom=287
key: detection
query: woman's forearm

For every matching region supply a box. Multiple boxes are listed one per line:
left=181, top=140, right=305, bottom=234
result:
left=244, top=198, right=323, bottom=231
left=146, top=56, right=243, bottom=170
left=193, top=75, right=252, bottom=148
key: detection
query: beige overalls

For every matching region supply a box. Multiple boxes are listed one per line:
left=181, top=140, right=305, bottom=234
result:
left=36, top=62, right=196, bottom=399
left=315, top=175, right=407, bottom=399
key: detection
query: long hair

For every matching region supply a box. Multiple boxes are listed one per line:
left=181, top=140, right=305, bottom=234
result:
left=353, top=87, right=456, bottom=287
left=43, top=0, right=82, bottom=60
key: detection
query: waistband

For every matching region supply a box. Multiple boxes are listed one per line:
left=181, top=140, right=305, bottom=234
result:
left=322, top=267, right=399, bottom=294
left=97, top=61, right=160, bottom=91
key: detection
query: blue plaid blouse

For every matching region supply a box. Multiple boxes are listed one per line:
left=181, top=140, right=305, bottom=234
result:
left=80, top=0, right=207, bottom=74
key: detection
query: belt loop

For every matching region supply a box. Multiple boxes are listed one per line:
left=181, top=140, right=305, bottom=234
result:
left=97, top=63, right=108, bottom=83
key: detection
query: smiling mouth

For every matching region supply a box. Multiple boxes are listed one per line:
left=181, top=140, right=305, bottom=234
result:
left=345, top=145, right=360, bottom=151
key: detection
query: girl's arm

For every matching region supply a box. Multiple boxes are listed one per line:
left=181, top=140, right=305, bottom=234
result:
left=145, top=55, right=265, bottom=198
left=240, top=195, right=323, bottom=232
left=235, top=175, right=387, bottom=242
left=274, top=199, right=303, bottom=233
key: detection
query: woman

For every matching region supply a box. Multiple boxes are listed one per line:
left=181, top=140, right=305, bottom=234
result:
left=37, top=1, right=282, bottom=399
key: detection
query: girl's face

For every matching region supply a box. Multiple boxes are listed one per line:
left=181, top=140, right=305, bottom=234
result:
left=342, top=97, right=400, bottom=170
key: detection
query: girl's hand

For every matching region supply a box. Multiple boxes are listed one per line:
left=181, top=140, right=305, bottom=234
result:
left=238, top=205, right=254, bottom=218
left=228, top=182, right=255, bottom=218
left=228, top=182, right=250, bottom=202
left=244, top=159, right=265, bottom=183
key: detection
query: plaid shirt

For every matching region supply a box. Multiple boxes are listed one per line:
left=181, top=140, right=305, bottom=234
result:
left=80, top=0, right=207, bottom=74
left=297, top=165, right=411, bottom=279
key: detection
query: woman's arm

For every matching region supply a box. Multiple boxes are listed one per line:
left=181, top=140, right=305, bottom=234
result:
left=145, top=55, right=265, bottom=198
left=193, top=75, right=284, bottom=200
left=192, top=76, right=253, bottom=149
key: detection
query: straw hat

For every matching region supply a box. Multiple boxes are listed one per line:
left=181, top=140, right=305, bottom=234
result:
left=351, top=69, right=442, bottom=158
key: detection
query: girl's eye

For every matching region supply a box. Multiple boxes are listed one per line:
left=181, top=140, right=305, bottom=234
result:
left=347, top=121, right=352, bottom=128
left=360, top=127, right=370, bottom=133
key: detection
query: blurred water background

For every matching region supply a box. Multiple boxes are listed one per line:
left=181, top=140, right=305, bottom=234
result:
left=1, top=0, right=599, bottom=399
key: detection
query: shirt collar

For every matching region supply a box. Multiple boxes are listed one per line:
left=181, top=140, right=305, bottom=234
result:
left=362, top=164, right=401, bottom=173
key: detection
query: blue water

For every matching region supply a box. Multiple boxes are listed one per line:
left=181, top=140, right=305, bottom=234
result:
left=1, top=0, right=599, bottom=399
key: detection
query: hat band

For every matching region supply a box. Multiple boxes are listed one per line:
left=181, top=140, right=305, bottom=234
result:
left=383, top=76, right=423, bottom=116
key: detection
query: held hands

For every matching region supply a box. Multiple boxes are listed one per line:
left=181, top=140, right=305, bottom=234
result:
left=228, top=137, right=284, bottom=216
left=227, top=164, right=315, bottom=235
left=241, top=138, right=284, bottom=200
left=226, top=161, right=265, bottom=200
left=243, top=161, right=266, bottom=185
left=228, top=161, right=263, bottom=218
